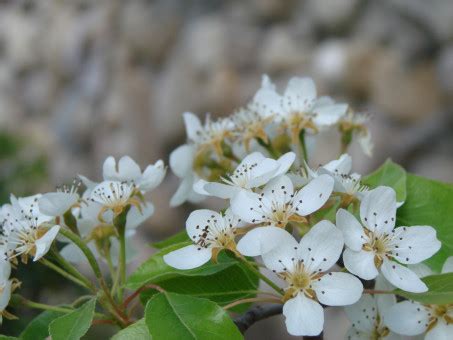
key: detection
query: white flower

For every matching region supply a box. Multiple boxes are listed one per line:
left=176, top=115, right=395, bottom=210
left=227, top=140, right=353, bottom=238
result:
left=163, top=209, right=242, bottom=270
left=38, top=181, right=81, bottom=217
left=259, top=221, right=363, bottom=336
left=231, top=174, right=334, bottom=242
left=182, top=112, right=234, bottom=156
left=103, top=156, right=166, bottom=193
left=169, top=144, right=204, bottom=207
left=60, top=199, right=153, bottom=265
left=345, top=276, right=400, bottom=340
left=277, top=77, right=348, bottom=142
left=383, top=257, right=453, bottom=339
left=89, top=180, right=143, bottom=219
left=339, top=111, right=373, bottom=157
left=336, top=186, right=441, bottom=293
left=196, top=151, right=295, bottom=199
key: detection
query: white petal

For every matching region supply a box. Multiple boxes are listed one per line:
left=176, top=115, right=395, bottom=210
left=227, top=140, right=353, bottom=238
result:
left=247, top=159, right=279, bottom=188
left=360, top=187, right=396, bottom=234
left=170, top=176, right=194, bottom=207
left=358, top=133, right=373, bottom=157
left=262, top=175, right=294, bottom=204
left=0, top=280, right=12, bottom=311
left=343, top=248, right=379, bottom=280
left=183, top=112, right=203, bottom=142
left=283, top=293, right=324, bottom=336
left=313, top=272, right=363, bottom=306
left=102, top=156, right=117, bottom=180
left=374, top=275, right=397, bottom=315
left=0, top=258, right=11, bottom=282
left=126, top=202, right=154, bottom=230
left=441, top=256, right=453, bottom=274
left=297, top=220, right=344, bottom=273
left=384, top=301, right=429, bottom=336
left=293, top=174, right=334, bottom=216
left=193, top=179, right=211, bottom=196
left=381, top=258, right=427, bottom=293
left=313, top=103, right=348, bottom=126
left=230, top=190, right=265, bottom=224
left=237, top=226, right=297, bottom=259
left=163, top=245, right=212, bottom=270
left=239, top=152, right=266, bottom=166
left=336, top=209, right=366, bottom=251
left=282, top=77, right=317, bottom=113
left=78, top=175, right=97, bottom=191
left=274, top=152, right=296, bottom=177
left=408, top=263, right=434, bottom=279
left=391, top=226, right=441, bottom=264
left=425, top=320, right=453, bottom=340
left=186, top=209, right=222, bottom=240
left=169, top=144, right=195, bottom=178
left=38, top=192, right=79, bottom=217
left=323, top=154, right=352, bottom=174
left=117, top=156, right=141, bottom=180
left=138, top=160, right=166, bottom=192
left=344, top=295, right=377, bottom=332
left=344, top=328, right=372, bottom=340
left=252, top=87, right=282, bottom=118
left=203, top=182, right=240, bottom=199
left=33, top=225, right=60, bottom=261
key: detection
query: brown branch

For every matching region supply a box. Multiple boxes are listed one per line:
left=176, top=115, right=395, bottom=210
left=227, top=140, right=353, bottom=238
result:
left=233, top=304, right=282, bottom=333
left=122, top=284, right=165, bottom=309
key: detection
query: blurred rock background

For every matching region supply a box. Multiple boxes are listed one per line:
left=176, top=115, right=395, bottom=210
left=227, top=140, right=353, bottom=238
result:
left=1, top=0, right=452, bottom=338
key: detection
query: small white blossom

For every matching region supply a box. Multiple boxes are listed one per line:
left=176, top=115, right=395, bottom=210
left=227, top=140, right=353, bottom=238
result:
left=345, top=276, right=400, bottom=340
left=38, top=181, right=81, bottom=217
left=259, top=222, right=363, bottom=336
left=339, top=111, right=374, bottom=157
left=195, top=151, right=295, bottom=199
left=336, top=186, right=441, bottom=293
left=164, top=209, right=243, bottom=270
left=169, top=144, right=204, bottom=207
left=231, top=175, right=334, bottom=255
left=383, top=257, right=453, bottom=339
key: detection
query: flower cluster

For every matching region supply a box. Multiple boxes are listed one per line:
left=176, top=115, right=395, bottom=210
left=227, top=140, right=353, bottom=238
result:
left=170, top=75, right=372, bottom=207
left=0, top=156, right=165, bottom=322
left=165, top=147, right=441, bottom=336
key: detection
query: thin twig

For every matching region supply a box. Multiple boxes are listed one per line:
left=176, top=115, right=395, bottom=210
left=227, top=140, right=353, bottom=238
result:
left=233, top=304, right=283, bottom=334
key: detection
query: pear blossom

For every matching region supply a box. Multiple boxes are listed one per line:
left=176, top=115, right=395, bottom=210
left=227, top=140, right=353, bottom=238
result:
left=169, top=144, right=204, bottom=207
left=383, top=257, right=453, bottom=339
left=339, top=110, right=373, bottom=156
left=336, top=186, right=441, bottom=293
left=271, top=76, right=348, bottom=142
left=345, top=276, right=400, bottom=340
left=103, top=156, right=166, bottom=193
left=182, top=112, right=235, bottom=156
left=164, top=209, right=243, bottom=270
left=259, top=221, right=363, bottom=336
left=60, top=198, right=153, bottom=265
left=89, top=180, right=144, bottom=220
left=230, top=75, right=281, bottom=150
left=231, top=175, right=334, bottom=250
left=38, top=181, right=81, bottom=217
left=196, top=152, right=296, bottom=199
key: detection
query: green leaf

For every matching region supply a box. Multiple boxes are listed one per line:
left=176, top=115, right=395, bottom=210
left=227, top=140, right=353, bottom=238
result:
left=395, top=273, right=453, bottom=305
left=152, top=231, right=190, bottom=249
left=0, top=336, right=18, bottom=340
left=126, top=244, right=239, bottom=290
left=140, top=258, right=258, bottom=311
left=112, top=319, right=151, bottom=340
left=397, top=174, right=453, bottom=271
left=48, top=298, right=96, bottom=340
left=363, top=159, right=407, bottom=202
left=145, top=292, right=243, bottom=340
left=20, top=310, right=64, bottom=340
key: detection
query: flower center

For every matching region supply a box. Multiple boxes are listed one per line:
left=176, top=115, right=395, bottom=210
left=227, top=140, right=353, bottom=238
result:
left=279, top=261, right=318, bottom=301
left=362, top=230, right=392, bottom=268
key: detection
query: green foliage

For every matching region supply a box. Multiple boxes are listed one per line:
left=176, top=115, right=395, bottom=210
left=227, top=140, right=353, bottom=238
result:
left=20, top=310, right=64, bottom=340
left=395, top=273, right=453, bottom=305
left=362, top=159, right=407, bottom=202
left=397, top=174, right=453, bottom=271
left=152, top=231, right=189, bottom=249
left=48, top=299, right=96, bottom=340
left=145, top=292, right=243, bottom=340
left=112, top=319, right=151, bottom=340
